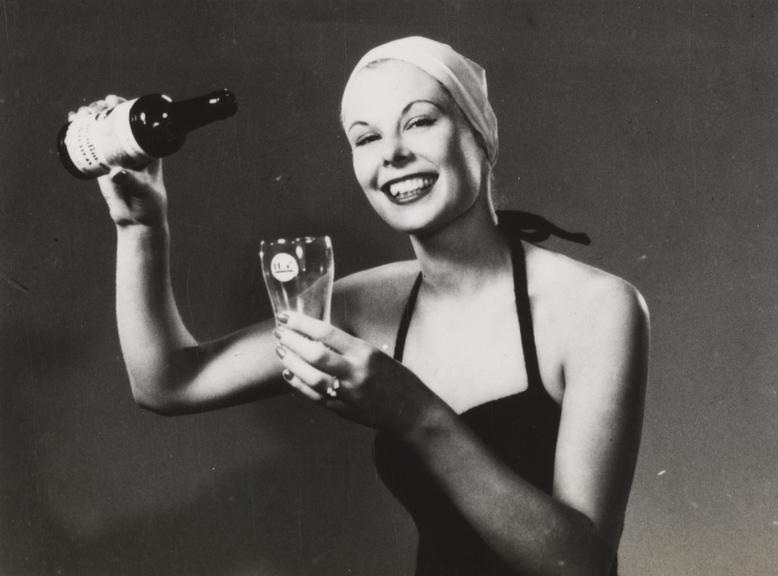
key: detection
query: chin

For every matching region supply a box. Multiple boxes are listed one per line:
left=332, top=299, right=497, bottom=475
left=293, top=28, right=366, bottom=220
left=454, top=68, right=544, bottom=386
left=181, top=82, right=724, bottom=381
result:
left=377, top=204, right=462, bottom=237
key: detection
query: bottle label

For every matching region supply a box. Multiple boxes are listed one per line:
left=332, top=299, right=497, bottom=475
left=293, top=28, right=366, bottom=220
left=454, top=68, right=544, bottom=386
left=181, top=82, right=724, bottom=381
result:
left=270, top=253, right=299, bottom=282
left=62, top=99, right=152, bottom=177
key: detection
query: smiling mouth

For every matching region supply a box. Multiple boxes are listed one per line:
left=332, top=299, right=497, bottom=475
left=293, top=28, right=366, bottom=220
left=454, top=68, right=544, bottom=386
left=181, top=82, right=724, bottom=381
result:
left=382, top=174, right=438, bottom=203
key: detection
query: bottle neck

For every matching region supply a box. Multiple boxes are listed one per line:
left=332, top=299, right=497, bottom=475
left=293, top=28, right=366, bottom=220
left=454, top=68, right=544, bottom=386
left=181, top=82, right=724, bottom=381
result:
left=171, top=89, right=238, bottom=133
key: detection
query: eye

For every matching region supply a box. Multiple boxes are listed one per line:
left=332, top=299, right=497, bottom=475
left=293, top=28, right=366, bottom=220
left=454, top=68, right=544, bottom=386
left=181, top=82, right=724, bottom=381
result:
left=406, top=116, right=436, bottom=130
left=354, top=133, right=379, bottom=147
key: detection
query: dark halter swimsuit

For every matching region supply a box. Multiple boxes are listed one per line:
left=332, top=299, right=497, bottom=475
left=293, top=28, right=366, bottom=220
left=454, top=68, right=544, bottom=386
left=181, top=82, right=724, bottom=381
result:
left=373, top=212, right=618, bottom=575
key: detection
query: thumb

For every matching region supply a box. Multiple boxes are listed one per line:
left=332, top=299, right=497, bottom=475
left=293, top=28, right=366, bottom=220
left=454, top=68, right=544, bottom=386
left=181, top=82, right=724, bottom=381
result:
left=96, top=166, right=128, bottom=189
left=97, top=166, right=134, bottom=207
left=108, top=167, right=129, bottom=182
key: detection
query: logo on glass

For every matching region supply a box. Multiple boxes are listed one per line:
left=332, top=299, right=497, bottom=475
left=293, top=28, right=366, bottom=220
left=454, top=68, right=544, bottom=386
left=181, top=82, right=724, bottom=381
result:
left=270, top=253, right=299, bottom=282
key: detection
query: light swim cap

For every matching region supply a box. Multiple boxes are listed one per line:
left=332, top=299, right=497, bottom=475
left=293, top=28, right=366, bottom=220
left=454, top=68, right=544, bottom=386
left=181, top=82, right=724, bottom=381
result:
left=342, top=36, right=499, bottom=166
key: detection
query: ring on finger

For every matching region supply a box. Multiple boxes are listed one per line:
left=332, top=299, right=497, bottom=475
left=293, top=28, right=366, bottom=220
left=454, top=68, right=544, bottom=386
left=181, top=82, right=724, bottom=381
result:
left=325, top=377, right=341, bottom=398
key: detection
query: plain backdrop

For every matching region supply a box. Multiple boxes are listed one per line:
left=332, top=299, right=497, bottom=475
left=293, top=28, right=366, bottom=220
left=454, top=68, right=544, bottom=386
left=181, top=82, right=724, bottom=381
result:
left=1, top=1, right=777, bottom=574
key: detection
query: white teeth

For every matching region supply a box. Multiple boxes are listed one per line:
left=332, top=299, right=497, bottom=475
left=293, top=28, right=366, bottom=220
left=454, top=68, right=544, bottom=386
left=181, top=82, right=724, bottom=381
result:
left=388, top=176, right=435, bottom=198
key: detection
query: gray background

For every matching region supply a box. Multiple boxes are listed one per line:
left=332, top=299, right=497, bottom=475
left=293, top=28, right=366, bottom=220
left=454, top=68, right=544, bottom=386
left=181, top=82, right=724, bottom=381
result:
left=2, top=0, right=777, bottom=574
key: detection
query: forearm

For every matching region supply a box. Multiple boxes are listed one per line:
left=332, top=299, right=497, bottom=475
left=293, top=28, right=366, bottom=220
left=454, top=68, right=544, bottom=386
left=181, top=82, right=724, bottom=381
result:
left=401, top=404, right=613, bottom=576
left=114, top=223, right=198, bottom=405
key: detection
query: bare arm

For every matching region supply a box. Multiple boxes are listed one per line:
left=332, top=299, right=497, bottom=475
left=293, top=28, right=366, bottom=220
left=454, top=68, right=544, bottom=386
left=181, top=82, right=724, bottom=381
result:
left=113, top=214, right=286, bottom=414
left=398, top=279, right=649, bottom=575
left=275, top=278, right=649, bottom=575
left=72, top=96, right=288, bottom=414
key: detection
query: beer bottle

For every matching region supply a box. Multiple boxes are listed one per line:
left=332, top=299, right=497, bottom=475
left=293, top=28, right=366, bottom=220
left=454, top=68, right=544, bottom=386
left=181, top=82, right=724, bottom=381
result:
left=58, top=89, right=237, bottom=179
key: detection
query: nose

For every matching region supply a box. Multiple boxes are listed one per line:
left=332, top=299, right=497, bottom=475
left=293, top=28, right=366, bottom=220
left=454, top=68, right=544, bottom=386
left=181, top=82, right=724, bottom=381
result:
left=382, top=134, right=412, bottom=167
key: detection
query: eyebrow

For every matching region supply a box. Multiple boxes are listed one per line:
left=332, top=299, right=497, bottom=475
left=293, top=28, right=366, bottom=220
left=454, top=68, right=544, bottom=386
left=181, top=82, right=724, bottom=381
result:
left=346, top=99, right=444, bottom=133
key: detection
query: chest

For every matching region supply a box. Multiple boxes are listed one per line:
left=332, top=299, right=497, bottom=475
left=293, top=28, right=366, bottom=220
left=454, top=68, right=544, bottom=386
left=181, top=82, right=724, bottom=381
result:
left=400, top=294, right=531, bottom=414
left=348, top=272, right=565, bottom=413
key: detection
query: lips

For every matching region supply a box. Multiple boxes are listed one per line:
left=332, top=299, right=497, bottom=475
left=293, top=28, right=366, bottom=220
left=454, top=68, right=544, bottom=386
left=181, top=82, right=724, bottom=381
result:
left=381, top=174, right=438, bottom=204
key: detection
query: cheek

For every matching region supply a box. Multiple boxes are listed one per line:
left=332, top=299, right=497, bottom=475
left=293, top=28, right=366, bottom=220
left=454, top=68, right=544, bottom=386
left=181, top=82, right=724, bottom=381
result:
left=352, top=155, right=387, bottom=215
left=449, top=133, right=484, bottom=189
left=432, top=124, right=477, bottom=175
left=351, top=152, right=376, bottom=190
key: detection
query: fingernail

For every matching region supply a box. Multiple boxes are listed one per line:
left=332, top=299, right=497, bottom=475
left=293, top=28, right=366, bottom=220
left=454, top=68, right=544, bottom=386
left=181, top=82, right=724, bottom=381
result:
left=275, top=345, right=286, bottom=359
left=277, top=312, right=289, bottom=324
left=282, top=369, right=294, bottom=381
left=272, top=328, right=282, bottom=340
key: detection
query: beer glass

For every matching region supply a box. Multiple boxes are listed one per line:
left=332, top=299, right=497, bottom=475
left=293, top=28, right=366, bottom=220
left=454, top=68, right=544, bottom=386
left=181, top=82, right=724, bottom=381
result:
left=259, top=236, right=334, bottom=324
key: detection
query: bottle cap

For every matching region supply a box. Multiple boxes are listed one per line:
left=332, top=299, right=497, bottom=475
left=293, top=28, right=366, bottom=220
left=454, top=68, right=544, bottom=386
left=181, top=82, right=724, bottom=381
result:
left=208, top=89, right=238, bottom=119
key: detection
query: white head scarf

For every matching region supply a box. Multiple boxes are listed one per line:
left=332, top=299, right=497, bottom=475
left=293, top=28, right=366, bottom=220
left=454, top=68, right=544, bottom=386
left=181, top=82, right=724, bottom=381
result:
left=342, top=36, right=499, bottom=166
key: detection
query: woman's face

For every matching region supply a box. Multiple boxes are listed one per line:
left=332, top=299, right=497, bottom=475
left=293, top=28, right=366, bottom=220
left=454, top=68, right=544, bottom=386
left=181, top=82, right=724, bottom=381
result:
left=341, top=60, right=489, bottom=236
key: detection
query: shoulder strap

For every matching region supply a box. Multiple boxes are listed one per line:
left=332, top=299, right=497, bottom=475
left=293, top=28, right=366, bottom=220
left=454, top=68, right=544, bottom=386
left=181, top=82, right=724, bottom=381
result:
left=508, top=235, right=545, bottom=392
left=393, top=211, right=584, bottom=373
left=496, top=209, right=590, bottom=391
left=393, top=272, right=423, bottom=362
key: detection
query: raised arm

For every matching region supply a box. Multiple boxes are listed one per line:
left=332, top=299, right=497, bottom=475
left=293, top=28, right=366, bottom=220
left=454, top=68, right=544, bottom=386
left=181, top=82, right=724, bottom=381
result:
left=112, top=202, right=285, bottom=414
left=73, top=96, right=288, bottom=415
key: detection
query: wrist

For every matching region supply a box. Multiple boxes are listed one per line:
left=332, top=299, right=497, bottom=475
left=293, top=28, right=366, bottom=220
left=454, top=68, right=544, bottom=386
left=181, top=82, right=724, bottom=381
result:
left=116, top=220, right=169, bottom=239
left=398, top=398, right=454, bottom=446
left=115, top=221, right=170, bottom=254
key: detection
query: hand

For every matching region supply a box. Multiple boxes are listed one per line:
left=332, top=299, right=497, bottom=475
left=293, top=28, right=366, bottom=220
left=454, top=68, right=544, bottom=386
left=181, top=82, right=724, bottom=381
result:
left=273, top=312, right=440, bottom=434
left=67, top=95, right=168, bottom=228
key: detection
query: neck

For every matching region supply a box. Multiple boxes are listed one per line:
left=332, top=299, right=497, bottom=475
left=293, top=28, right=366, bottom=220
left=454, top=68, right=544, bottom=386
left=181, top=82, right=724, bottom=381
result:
left=409, top=198, right=511, bottom=298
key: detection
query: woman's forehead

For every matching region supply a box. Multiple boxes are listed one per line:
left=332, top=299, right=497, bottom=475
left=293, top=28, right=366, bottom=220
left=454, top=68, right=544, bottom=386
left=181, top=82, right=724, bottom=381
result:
left=341, top=60, right=451, bottom=124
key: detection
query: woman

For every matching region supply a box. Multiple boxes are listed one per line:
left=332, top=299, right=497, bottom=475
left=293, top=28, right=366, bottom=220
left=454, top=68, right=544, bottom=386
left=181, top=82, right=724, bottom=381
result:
left=76, top=37, right=649, bottom=576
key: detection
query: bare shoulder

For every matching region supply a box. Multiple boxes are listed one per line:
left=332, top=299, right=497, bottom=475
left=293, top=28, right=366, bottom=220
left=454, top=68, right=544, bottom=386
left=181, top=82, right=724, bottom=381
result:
left=331, top=260, right=420, bottom=341
left=526, top=242, right=648, bottom=317
left=524, top=242, right=650, bottom=361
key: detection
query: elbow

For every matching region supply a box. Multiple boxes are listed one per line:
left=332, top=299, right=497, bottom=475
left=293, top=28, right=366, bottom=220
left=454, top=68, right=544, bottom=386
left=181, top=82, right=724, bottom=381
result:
left=125, top=347, right=204, bottom=415
left=575, top=551, right=616, bottom=576
left=129, top=377, right=187, bottom=416
left=555, top=545, right=614, bottom=576
left=132, top=393, right=174, bottom=416
left=555, top=513, right=618, bottom=576
left=544, top=511, right=618, bottom=576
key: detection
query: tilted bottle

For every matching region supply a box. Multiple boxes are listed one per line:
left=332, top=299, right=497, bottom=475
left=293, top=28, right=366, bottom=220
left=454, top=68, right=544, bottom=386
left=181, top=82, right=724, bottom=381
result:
left=58, top=89, right=238, bottom=179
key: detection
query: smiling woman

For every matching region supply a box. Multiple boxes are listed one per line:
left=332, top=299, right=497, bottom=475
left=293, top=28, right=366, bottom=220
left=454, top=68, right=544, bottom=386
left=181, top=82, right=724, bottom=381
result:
left=69, top=36, right=649, bottom=576
left=341, top=37, right=498, bottom=238
left=342, top=60, right=488, bottom=235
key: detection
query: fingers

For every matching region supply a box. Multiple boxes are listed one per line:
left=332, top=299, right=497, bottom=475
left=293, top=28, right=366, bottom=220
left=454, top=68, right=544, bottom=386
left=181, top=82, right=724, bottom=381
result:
left=277, top=312, right=360, bottom=354
left=97, top=159, right=162, bottom=192
left=97, top=168, right=132, bottom=201
left=67, top=94, right=127, bottom=122
left=104, top=94, right=125, bottom=108
left=281, top=369, right=324, bottom=402
left=108, top=167, right=129, bottom=181
left=97, top=167, right=137, bottom=200
left=274, top=326, right=348, bottom=376
left=275, top=342, right=336, bottom=399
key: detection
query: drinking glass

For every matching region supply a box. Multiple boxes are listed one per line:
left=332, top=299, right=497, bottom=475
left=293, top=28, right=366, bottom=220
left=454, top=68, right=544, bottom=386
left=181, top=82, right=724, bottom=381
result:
left=259, top=236, right=334, bottom=324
